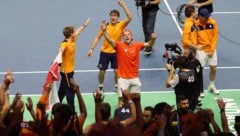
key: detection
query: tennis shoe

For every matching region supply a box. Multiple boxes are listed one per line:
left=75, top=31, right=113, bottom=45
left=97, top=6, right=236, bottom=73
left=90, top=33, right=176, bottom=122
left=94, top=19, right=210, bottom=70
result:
left=208, top=86, right=219, bottom=95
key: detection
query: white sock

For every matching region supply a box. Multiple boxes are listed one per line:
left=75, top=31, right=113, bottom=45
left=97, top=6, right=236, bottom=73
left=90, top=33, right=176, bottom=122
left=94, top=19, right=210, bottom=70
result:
left=99, top=84, right=103, bottom=87
left=209, top=81, right=215, bottom=87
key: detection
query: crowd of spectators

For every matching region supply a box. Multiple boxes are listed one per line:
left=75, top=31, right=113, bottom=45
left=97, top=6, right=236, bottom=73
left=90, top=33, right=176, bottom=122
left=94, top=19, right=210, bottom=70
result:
left=0, top=69, right=240, bottom=136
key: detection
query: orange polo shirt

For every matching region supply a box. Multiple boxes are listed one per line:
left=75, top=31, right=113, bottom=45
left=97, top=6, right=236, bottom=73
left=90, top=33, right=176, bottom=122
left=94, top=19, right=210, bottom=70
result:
left=115, top=42, right=144, bottom=78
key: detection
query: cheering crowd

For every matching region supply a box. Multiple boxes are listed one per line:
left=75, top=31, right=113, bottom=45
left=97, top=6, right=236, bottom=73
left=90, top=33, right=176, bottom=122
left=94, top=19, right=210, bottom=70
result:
left=1, top=0, right=240, bottom=135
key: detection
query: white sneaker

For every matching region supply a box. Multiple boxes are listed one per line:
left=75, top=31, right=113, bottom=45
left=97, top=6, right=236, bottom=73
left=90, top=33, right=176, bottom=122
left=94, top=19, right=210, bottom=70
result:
left=200, top=92, right=205, bottom=98
left=208, top=86, right=219, bottom=95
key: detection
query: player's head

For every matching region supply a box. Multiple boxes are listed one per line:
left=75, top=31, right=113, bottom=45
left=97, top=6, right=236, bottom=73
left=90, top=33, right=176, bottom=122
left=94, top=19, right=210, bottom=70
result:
left=184, top=5, right=195, bottom=18
left=63, top=25, right=74, bottom=39
left=198, top=8, right=210, bottom=24
left=109, top=9, right=120, bottom=24
left=122, top=28, right=133, bottom=44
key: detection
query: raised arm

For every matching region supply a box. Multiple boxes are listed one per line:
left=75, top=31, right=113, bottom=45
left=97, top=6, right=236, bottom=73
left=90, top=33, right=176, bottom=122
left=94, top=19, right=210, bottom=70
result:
left=217, top=98, right=230, bottom=132
left=120, top=90, right=136, bottom=127
left=131, top=93, right=144, bottom=128
left=101, top=21, right=116, bottom=48
left=93, top=90, right=104, bottom=123
left=26, top=97, right=36, bottom=121
left=70, top=79, right=87, bottom=129
left=118, top=0, right=132, bottom=24
left=144, top=33, right=157, bottom=48
left=74, top=18, right=91, bottom=36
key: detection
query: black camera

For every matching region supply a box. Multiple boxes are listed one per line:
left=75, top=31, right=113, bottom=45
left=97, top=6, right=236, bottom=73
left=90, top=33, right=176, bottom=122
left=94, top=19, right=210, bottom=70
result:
left=135, top=0, right=146, bottom=6
left=163, top=43, right=182, bottom=68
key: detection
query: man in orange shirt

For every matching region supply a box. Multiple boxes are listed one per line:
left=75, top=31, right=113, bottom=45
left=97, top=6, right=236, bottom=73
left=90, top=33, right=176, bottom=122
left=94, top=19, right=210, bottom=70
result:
left=195, top=8, right=219, bottom=95
left=87, top=0, right=132, bottom=92
left=100, top=21, right=157, bottom=106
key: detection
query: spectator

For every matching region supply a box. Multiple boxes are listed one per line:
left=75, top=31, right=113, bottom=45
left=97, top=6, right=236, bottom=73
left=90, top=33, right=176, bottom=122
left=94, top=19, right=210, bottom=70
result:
left=84, top=89, right=137, bottom=135
left=143, top=102, right=173, bottom=136
left=167, top=95, right=192, bottom=136
left=87, top=0, right=132, bottom=92
left=142, top=106, right=154, bottom=131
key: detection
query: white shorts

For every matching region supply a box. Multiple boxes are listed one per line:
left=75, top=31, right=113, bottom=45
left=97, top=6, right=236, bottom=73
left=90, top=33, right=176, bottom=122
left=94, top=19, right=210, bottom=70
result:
left=196, top=50, right=217, bottom=67
left=117, top=77, right=142, bottom=97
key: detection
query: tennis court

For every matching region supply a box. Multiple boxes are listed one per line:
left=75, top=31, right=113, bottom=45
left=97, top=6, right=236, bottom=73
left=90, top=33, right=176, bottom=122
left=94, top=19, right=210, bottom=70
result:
left=1, top=0, right=240, bottom=134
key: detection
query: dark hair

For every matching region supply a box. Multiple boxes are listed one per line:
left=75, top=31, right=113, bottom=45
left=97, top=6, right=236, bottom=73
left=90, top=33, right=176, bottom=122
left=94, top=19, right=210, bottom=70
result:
left=51, top=102, right=62, bottom=115
left=101, top=102, right=111, bottom=121
left=175, top=56, right=189, bottom=68
left=63, top=26, right=74, bottom=39
left=184, top=5, right=195, bottom=18
left=109, top=9, right=120, bottom=17
left=177, top=95, right=188, bottom=104
left=58, top=104, right=73, bottom=125
left=153, top=102, right=170, bottom=115
left=144, top=106, right=154, bottom=113
left=188, top=46, right=197, bottom=60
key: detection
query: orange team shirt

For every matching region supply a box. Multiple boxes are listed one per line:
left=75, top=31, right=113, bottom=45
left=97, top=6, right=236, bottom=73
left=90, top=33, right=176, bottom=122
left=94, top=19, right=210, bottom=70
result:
left=116, top=42, right=144, bottom=78
left=181, top=17, right=197, bottom=49
left=60, top=40, right=76, bottom=73
left=97, top=21, right=128, bottom=53
left=195, top=18, right=218, bottom=54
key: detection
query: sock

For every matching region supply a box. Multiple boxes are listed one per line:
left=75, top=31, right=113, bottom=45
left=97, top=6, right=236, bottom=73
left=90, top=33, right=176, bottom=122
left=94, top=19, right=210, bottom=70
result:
left=99, top=84, right=103, bottom=88
left=209, top=80, right=215, bottom=87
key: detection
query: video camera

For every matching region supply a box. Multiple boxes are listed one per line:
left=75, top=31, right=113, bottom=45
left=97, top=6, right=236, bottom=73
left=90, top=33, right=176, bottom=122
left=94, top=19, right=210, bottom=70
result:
left=135, top=0, right=146, bottom=6
left=163, top=43, right=182, bottom=67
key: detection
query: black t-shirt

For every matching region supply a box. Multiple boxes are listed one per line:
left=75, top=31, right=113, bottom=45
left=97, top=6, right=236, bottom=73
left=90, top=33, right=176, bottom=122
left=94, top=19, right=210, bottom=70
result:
left=174, top=69, right=197, bottom=96
left=187, top=59, right=203, bottom=94
left=197, top=0, right=213, bottom=13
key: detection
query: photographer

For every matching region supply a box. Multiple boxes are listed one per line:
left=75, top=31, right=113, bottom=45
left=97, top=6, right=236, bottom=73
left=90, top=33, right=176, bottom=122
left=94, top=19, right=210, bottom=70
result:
left=166, top=56, right=198, bottom=111
left=136, top=0, right=160, bottom=55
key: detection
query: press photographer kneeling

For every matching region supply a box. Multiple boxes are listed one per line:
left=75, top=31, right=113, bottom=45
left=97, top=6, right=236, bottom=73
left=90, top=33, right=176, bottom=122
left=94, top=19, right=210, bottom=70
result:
left=166, top=55, right=199, bottom=111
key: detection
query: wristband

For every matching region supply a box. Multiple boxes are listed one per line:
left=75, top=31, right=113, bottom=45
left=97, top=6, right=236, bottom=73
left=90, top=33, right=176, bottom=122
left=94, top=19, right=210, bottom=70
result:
left=220, top=109, right=225, bottom=113
left=82, top=24, right=86, bottom=28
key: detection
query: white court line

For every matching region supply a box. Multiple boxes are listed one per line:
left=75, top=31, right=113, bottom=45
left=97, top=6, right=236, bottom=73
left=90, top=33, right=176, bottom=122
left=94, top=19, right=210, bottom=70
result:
left=212, top=12, right=240, bottom=14
left=163, top=0, right=183, bottom=35
left=11, top=89, right=240, bottom=96
left=0, top=66, right=240, bottom=75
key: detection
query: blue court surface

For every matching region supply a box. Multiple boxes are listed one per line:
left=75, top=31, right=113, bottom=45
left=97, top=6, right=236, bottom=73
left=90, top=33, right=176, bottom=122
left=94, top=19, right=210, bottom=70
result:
left=1, top=0, right=240, bottom=94
left=1, top=0, right=240, bottom=134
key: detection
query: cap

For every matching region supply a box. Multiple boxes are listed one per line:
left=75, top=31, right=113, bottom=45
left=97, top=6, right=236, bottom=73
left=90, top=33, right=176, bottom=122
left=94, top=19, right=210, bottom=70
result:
left=198, top=8, right=210, bottom=18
